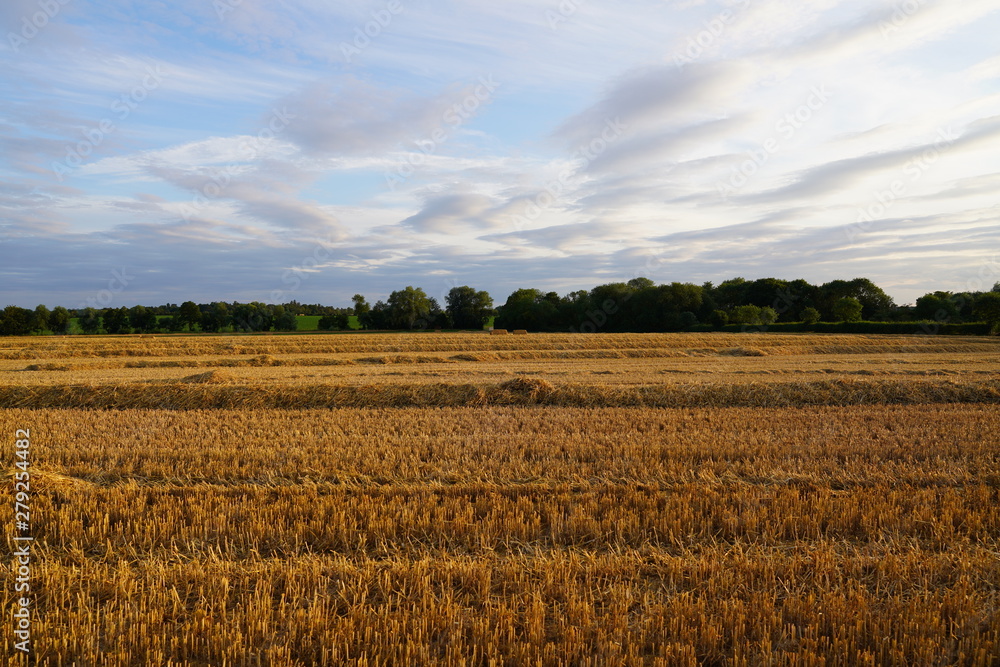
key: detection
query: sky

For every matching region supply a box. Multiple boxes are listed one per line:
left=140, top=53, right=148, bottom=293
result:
left=2, top=0, right=999, bottom=310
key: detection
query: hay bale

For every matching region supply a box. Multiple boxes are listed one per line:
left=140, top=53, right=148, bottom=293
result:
left=180, top=370, right=234, bottom=384
left=512, top=329, right=528, bottom=335
left=491, top=329, right=508, bottom=335
left=498, top=377, right=555, bottom=399
left=720, top=347, right=768, bottom=357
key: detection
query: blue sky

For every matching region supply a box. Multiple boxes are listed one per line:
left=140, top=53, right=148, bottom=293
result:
left=2, top=0, right=999, bottom=310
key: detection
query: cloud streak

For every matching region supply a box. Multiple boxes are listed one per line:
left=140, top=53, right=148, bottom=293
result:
left=2, top=0, right=1000, bottom=309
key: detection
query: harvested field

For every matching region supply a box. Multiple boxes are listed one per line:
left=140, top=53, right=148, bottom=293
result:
left=2, top=332, right=999, bottom=665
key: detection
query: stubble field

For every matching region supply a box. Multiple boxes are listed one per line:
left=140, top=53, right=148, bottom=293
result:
left=2, top=332, right=999, bottom=665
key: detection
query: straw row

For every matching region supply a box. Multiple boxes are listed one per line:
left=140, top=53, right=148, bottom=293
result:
left=2, top=377, right=999, bottom=409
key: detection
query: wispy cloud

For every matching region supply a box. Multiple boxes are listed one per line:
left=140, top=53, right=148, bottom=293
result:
left=2, top=0, right=1000, bottom=308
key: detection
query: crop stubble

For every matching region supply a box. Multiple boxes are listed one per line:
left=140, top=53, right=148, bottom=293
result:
left=2, top=333, right=999, bottom=665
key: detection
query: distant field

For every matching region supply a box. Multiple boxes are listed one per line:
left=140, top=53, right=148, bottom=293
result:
left=2, top=332, right=998, bottom=665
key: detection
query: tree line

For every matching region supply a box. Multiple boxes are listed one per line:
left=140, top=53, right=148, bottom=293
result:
left=494, top=277, right=1000, bottom=333
left=3, top=277, right=1000, bottom=336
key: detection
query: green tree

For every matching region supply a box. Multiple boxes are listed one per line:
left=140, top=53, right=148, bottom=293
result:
left=201, top=302, right=231, bottom=333
left=729, top=305, right=764, bottom=325
left=744, top=278, right=789, bottom=309
left=178, top=301, right=202, bottom=331
left=558, top=290, right=592, bottom=329
left=588, top=282, right=635, bottom=332
left=973, top=292, right=1000, bottom=331
left=129, top=305, right=158, bottom=333
left=387, top=287, right=432, bottom=329
left=361, top=300, right=390, bottom=330
left=79, top=307, right=102, bottom=334
left=714, top=277, right=749, bottom=310
left=163, top=315, right=185, bottom=332
left=352, top=294, right=370, bottom=316
left=32, top=305, right=51, bottom=333
left=0, top=306, right=34, bottom=336
left=800, top=307, right=821, bottom=325
left=272, top=306, right=299, bottom=332
left=319, top=312, right=350, bottom=330
left=50, top=306, right=71, bottom=333
left=820, top=278, right=894, bottom=320
left=914, top=292, right=958, bottom=322
left=709, top=310, right=728, bottom=329
left=626, top=277, right=655, bottom=291
left=832, top=297, right=863, bottom=322
left=103, top=307, right=131, bottom=334
left=446, top=286, right=494, bottom=330
left=495, top=288, right=560, bottom=331
left=231, top=302, right=271, bottom=332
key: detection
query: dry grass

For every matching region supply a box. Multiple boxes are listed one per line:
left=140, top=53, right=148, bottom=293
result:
left=1, top=332, right=999, bottom=665
left=1, top=377, right=999, bottom=410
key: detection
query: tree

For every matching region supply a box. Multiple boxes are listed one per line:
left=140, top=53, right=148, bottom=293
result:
left=426, top=297, right=450, bottom=329
left=0, top=306, right=34, bottom=336
left=714, top=278, right=749, bottom=310
left=164, top=315, right=182, bottom=332
left=588, top=282, right=636, bottom=332
left=832, top=297, right=863, bottom=322
left=630, top=282, right=702, bottom=331
left=79, top=307, right=102, bottom=334
left=103, top=307, right=131, bottom=334
left=319, top=312, right=350, bottom=330
left=361, top=300, right=390, bottom=330
left=446, top=286, right=494, bottom=330
left=129, top=305, right=158, bottom=333
left=387, top=286, right=432, bottom=330
left=627, top=277, right=655, bottom=291
left=800, top=307, right=821, bottom=325
left=914, top=292, right=958, bottom=322
left=973, top=292, right=1000, bottom=332
left=819, top=278, right=894, bottom=321
left=709, top=310, right=729, bottom=329
left=50, top=306, right=71, bottom=334
left=352, top=294, right=370, bottom=316
left=495, top=288, right=560, bottom=331
left=32, top=305, right=51, bottom=333
left=178, top=301, right=202, bottom=332
left=744, top=278, right=789, bottom=309
left=272, top=306, right=298, bottom=332
left=231, top=302, right=272, bottom=332
left=201, top=302, right=231, bottom=333
left=558, top=290, right=592, bottom=329
left=729, top=305, right=763, bottom=325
